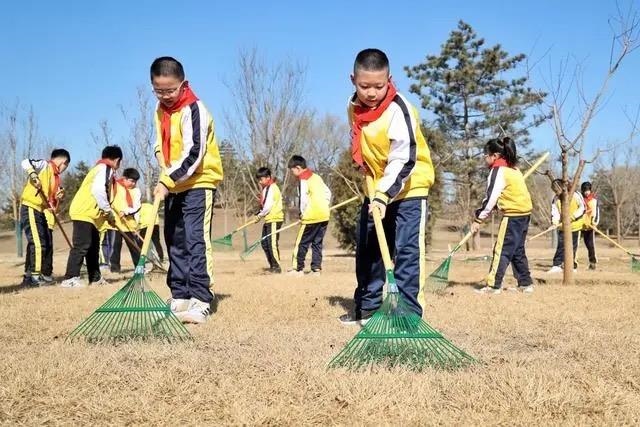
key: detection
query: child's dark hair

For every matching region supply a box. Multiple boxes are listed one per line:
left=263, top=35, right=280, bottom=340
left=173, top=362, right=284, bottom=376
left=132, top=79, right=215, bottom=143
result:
left=288, top=155, right=307, bottom=169
left=101, top=145, right=123, bottom=160
left=122, top=168, right=140, bottom=181
left=484, top=136, right=517, bottom=166
left=354, top=48, right=389, bottom=74
left=256, top=167, right=272, bottom=179
left=150, top=56, right=185, bottom=81
left=51, top=148, right=70, bottom=162
left=581, top=181, right=592, bottom=193
left=551, top=179, right=565, bottom=193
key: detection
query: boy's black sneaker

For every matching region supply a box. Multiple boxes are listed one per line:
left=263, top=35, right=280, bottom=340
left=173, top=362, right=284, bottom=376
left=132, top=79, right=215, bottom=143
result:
left=21, top=275, right=42, bottom=288
left=588, top=263, right=596, bottom=270
left=269, top=266, right=282, bottom=274
left=339, top=309, right=375, bottom=326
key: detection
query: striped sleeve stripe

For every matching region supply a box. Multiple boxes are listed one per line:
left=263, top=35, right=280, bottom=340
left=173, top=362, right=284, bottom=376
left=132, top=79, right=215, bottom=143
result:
left=475, top=168, right=500, bottom=220
left=386, top=95, right=417, bottom=199
left=169, top=102, right=206, bottom=183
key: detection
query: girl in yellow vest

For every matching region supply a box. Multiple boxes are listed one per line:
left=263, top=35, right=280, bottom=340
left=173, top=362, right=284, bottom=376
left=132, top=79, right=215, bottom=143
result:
left=109, top=168, right=142, bottom=273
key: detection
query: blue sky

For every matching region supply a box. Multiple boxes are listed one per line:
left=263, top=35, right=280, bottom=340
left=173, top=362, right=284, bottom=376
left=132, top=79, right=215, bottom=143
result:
left=1, top=0, right=638, bottom=170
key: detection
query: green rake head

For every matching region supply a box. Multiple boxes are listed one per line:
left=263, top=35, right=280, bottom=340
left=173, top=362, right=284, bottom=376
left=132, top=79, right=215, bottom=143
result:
left=329, top=274, right=475, bottom=371
left=425, top=257, right=451, bottom=293
left=212, top=233, right=233, bottom=249
left=632, top=256, right=640, bottom=273
left=68, top=256, right=192, bottom=343
left=240, top=240, right=261, bottom=261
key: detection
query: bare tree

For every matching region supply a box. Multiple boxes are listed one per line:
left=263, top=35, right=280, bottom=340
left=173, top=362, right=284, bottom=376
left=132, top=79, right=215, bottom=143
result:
left=90, top=119, right=113, bottom=148
left=224, top=48, right=312, bottom=191
left=539, top=2, right=640, bottom=284
left=120, top=87, right=158, bottom=201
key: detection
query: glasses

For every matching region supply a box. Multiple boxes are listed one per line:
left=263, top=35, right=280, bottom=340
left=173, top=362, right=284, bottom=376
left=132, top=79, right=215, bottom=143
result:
left=152, top=82, right=184, bottom=96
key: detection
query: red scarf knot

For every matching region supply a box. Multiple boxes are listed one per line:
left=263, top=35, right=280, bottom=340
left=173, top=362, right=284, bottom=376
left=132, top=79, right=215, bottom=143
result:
left=350, top=81, right=398, bottom=171
left=159, top=85, right=199, bottom=167
left=114, top=178, right=134, bottom=208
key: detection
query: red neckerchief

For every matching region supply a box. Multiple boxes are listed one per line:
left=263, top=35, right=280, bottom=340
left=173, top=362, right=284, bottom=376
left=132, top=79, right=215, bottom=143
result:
left=298, top=169, right=313, bottom=180
left=584, top=192, right=597, bottom=214
left=259, top=178, right=274, bottom=206
left=350, top=81, right=398, bottom=170
left=490, top=158, right=510, bottom=169
left=114, top=178, right=134, bottom=208
left=159, top=85, right=199, bottom=167
left=47, top=161, right=61, bottom=209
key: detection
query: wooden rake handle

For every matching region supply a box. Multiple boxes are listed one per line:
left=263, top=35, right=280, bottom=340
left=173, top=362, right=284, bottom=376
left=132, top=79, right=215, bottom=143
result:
left=140, top=196, right=162, bottom=257
left=591, top=225, right=639, bottom=257
left=527, top=225, right=558, bottom=242
left=233, top=217, right=261, bottom=234
left=38, top=191, right=73, bottom=249
left=365, top=176, right=394, bottom=271
left=257, top=195, right=360, bottom=242
left=522, top=151, right=550, bottom=180
left=449, top=231, right=474, bottom=256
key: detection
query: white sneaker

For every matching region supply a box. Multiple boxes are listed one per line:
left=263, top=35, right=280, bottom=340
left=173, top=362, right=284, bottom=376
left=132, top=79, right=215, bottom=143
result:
left=181, top=298, right=211, bottom=324
left=89, top=277, right=109, bottom=286
left=519, top=285, right=534, bottom=293
left=61, top=277, right=85, bottom=288
left=474, top=286, right=502, bottom=295
left=286, top=269, right=304, bottom=277
left=40, top=275, right=55, bottom=285
left=546, top=266, right=563, bottom=274
left=167, top=298, right=190, bottom=321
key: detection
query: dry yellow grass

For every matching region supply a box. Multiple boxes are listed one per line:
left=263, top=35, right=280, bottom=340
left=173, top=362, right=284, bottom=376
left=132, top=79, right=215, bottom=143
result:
left=0, top=217, right=639, bottom=425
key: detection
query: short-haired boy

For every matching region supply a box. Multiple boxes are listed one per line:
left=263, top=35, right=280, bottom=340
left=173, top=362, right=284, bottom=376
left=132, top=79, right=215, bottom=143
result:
left=20, top=148, right=70, bottom=287
left=109, top=167, right=142, bottom=273
left=61, top=145, right=123, bottom=288
left=287, top=155, right=331, bottom=276
left=255, top=167, right=284, bottom=273
left=340, top=48, right=435, bottom=324
left=150, top=56, right=223, bottom=324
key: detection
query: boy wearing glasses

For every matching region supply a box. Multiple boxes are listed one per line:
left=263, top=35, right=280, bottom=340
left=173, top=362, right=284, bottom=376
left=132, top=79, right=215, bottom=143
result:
left=150, top=56, right=223, bottom=324
left=109, top=167, right=143, bottom=273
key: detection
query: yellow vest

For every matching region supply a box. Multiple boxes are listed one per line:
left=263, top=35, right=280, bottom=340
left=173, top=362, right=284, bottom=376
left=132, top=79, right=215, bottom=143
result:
left=69, top=163, right=114, bottom=227
left=553, top=192, right=585, bottom=232
left=260, top=183, right=284, bottom=223
left=154, top=100, right=223, bottom=193
left=348, top=93, right=435, bottom=203
left=299, top=173, right=331, bottom=224
left=21, top=161, right=58, bottom=213
left=138, top=203, right=160, bottom=230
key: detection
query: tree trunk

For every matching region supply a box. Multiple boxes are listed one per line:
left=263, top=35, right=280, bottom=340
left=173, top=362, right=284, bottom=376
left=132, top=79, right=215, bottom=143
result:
left=561, top=151, right=574, bottom=285
left=616, top=205, right=622, bottom=244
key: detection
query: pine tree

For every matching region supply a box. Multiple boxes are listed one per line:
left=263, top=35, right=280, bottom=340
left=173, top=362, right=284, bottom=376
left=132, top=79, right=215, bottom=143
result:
left=405, top=20, right=546, bottom=243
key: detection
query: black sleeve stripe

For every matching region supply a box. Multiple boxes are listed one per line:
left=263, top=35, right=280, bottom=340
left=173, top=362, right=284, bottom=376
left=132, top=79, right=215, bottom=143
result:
left=263, top=186, right=271, bottom=206
left=105, top=166, right=113, bottom=205
left=386, top=95, right=417, bottom=199
left=169, top=102, right=202, bottom=182
left=476, top=168, right=499, bottom=216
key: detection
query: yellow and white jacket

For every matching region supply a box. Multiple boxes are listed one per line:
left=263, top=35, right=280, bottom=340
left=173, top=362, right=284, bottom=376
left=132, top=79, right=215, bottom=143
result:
left=257, top=182, right=284, bottom=223
left=69, top=163, right=115, bottom=228
left=154, top=101, right=223, bottom=193
left=475, top=164, right=532, bottom=222
left=347, top=92, right=435, bottom=204
left=298, top=171, right=331, bottom=224
left=552, top=191, right=585, bottom=232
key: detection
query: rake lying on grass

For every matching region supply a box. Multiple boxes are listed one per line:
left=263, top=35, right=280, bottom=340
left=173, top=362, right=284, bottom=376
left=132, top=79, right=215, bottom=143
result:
left=328, top=176, right=475, bottom=371
left=426, top=151, right=550, bottom=292
left=240, top=196, right=360, bottom=260
left=212, top=218, right=259, bottom=248
left=591, top=225, right=640, bottom=272
left=67, top=196, right=192, bottom=343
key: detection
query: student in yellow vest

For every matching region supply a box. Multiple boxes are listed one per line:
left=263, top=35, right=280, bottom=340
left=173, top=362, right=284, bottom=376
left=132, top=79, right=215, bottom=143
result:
left=151, top=57, right=223, bottom=324
left=255, top=167, right=284, bottom=273
left=340, top=49, right=435, bottom=325
left=580, top=181, right=599, bottom=270
left=61, top=145, right=123, bottom=288
left=547, top=179, right=585, bottom=273
left=138, top=202, right=165, bottom=265
left=20, top=149, right=70, bottom=287
left=287, top=155, right=331, bottom=276
left=471, top=137, right=534, bottom=294
left=109, top=168, right=142, bottom=273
